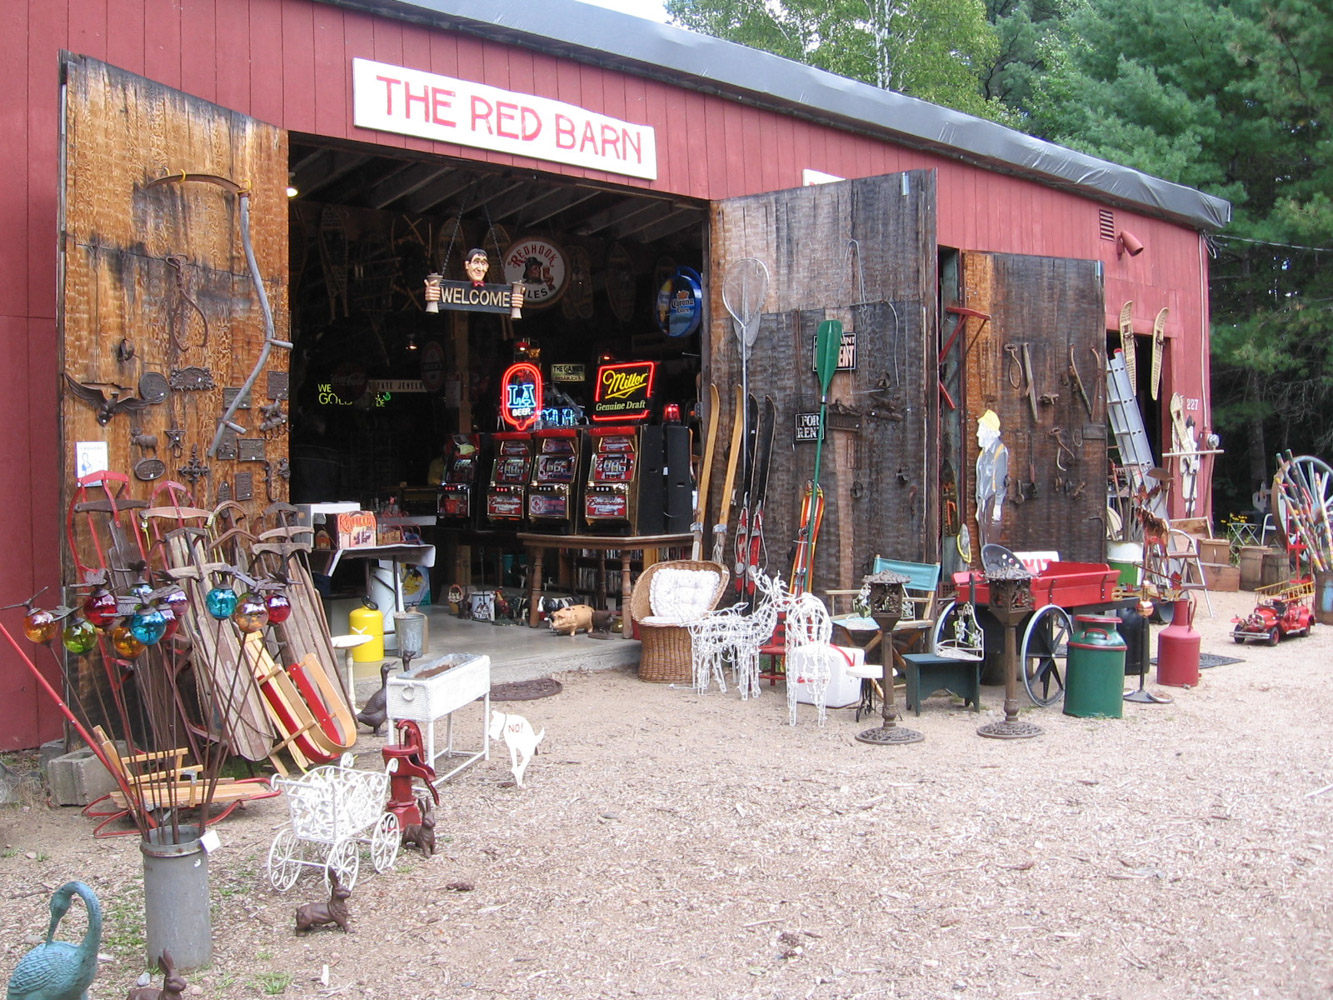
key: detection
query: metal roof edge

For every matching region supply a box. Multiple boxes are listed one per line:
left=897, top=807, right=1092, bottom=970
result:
left=324, top=0, right=1232, bottom=231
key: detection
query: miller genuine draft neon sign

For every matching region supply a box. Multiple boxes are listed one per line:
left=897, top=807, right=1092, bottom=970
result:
left=500, top=362, right=544, bottom=431
left=592, top=361, right=656, bottom=422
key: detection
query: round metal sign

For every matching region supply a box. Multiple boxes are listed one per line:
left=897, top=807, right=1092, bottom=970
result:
left=655, top=266, right=703, bottom=338
left=502, top=236, right=568, bottom=310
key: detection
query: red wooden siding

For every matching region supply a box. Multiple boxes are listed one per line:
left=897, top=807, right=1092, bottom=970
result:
left=0, top=0, right=1215, bottom=746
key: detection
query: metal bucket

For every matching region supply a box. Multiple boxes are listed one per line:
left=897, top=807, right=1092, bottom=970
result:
left=1064, top=615, right=1126, bottom=718
left=140, top=825, right=211, bottom=972
left=1315, top=571, right=1333, bottom=626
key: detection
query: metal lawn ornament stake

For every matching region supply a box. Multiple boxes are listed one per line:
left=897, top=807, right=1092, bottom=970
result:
left=721, top=257, right=769, bottom=466
left=791, top=320, right=842, bottom=595
left=855, top=569, right=923, bottom=746
left=976, top=552, right=1042, bottom=740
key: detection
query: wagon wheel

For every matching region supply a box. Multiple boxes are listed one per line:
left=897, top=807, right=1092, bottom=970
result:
left=267, top=827, right=303, bottom=892
left=1021, top=605, right=1072, bottom=706
left=324, top=838, right=360, bottom=893
left=1274, top=455, right=1333, bottom=555
left=932, top=600, right=984, bottom=661
left=370, top=812, right=401, bottom=873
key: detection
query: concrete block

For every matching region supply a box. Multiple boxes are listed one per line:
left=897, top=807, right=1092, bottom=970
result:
left=45, top=745, right=122, bottom=807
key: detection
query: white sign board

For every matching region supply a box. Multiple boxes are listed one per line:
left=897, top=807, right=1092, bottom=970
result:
left=353, top=58, right=658, bottom=180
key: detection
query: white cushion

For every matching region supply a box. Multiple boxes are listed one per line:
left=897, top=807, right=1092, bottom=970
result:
left=649, top=568, right=720, bottom=623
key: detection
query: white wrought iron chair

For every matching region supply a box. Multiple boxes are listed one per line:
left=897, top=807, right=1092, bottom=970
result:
left=783, top=591, right=855, bottom=727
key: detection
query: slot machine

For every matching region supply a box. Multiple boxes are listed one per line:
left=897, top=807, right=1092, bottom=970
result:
left=583, top=426, right=640, bottom=532
left=486, top=432, right=534, bottom=526
left=526, top=428, right=582, bottom=531
left=438, top=434, right=489, bottom=528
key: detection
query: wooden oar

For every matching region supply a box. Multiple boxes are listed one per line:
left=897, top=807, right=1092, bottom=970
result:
left=791, top=320, right=842, bottom=594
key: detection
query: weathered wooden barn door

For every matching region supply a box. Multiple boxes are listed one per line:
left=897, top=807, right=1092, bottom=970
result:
left=957, top=252, right=1106, bottom=563
left=707, top=171, right=937, bottom=594
left=60, top=53, right=289, bottom=573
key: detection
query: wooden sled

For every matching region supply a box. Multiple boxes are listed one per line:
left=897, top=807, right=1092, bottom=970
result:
left=240, top=632, right=355, bottom=773
left=82, top=725, right=277, bottom=838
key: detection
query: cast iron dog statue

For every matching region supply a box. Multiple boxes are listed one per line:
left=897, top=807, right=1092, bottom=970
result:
left=295, top=871, right=351, bottom=933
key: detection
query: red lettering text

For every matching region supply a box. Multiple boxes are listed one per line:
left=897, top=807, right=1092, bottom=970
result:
left=404, top=82, right=429, bottom=119
left=430, top=87, right=456, bottom=127
left=496, top=101, right=520, bottom=139
left=375, top=75, right=401, bottom=115
left=624, top=129, right=641, bottom=163
left=600, top=124, right=621, bottom=159
left=555, top=113, right=576, bottom=149
left=522, top=106, right=542, bottom=141
left=579, top=120, right=598, bottom=154
left=471, top=95, right=494, bottom=134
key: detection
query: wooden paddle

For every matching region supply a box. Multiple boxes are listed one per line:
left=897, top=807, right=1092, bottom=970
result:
left=791, top=320, right=843, bottom=594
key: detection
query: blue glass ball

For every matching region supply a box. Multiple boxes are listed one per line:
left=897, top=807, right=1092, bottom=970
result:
left=205, top=586, right=239, bottom=620
left=129, top=607, right=168, bottom=645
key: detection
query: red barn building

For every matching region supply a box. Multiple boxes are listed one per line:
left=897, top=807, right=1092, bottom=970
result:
left=0, top=0, right=1228, bottom=748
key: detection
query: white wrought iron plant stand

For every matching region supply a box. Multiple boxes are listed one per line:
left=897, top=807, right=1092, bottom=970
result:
left=266, top=754, right=399, bottom=892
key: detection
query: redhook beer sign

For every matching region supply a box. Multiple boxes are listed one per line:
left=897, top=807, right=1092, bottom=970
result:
left=352, top=58, right=658, bottom=181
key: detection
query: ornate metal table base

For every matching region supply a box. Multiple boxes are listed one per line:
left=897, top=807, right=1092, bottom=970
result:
left=977, top=718, right=1043, bottom=740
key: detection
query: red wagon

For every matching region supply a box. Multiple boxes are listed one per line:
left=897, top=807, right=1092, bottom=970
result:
left=939, top=562, right=1122, bottom=707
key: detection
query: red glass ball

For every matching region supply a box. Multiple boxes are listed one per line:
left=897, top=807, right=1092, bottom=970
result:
left=83, top=588, right=119, bottom=629
left=264, top=591, right=293, bottom=624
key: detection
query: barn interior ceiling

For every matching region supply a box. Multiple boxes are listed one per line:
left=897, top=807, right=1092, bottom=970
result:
left=288, top=134, right=708, bottom=247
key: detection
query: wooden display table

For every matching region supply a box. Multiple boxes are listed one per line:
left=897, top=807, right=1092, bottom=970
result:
left=518, top=532, right=692, bottom=635
left=308, top=543, right=436, bottom=614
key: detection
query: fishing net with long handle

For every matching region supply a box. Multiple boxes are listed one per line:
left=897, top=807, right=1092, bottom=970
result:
left=722, top=257, right=770, bottom=480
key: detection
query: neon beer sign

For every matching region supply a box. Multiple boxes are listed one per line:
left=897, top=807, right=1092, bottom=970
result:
left=500, top=362, right=544, bottom=431
left=592, top=361, right=656, bottom=422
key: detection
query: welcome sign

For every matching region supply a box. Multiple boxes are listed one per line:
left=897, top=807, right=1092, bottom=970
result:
left=353, top=58, right=658, bottom=180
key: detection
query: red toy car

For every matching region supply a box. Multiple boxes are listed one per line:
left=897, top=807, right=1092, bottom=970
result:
left=1232, top=596, right=1314, bottom=646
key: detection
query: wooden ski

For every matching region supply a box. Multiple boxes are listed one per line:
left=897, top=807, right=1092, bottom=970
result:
left=711, top=385, right=746, bottom=565
left=1119, top=300, right=1136, bottom=387
left=733, top=393, right=760, bottom=597
left=691, top=383, right=721, bottom=559
left=1150, top=307, right=1167, bottom=401
left=743, top=396, right=779, bottom=597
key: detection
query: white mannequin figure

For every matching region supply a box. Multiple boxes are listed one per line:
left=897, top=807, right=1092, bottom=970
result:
left=975, top=409, right=1009, bottom=550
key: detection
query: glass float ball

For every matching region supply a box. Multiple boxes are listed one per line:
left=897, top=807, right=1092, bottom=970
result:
left=232, top=592, right=270, bottom=633
left=62, top=618, right=98, bottom=655
left=129, top=607, right=168, bottom=645
left=162, top=587, right=190, bottom=617
left=156, top=604, right=181, bottom=641
left=130, top=581, right=153, bottom=603
left=205, top=585, right=238, bottom=620
left=109, top=625, right=146, bottom=659
left=264, top=591, right=293, bottom=624
left=83, top=588, right=119, bottom=628
left=23, top=608, right=60, bottom=645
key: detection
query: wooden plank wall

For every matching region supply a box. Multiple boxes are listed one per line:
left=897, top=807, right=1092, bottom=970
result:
left=960, top=252, right=1106, bottom=563
left=707, top=171, right=938, bottom=594
left=62, top=54, right=289, bottom=569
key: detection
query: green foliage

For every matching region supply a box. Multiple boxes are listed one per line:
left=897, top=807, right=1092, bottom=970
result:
left=1014, top=0, right=1333, bottom=508
left=665, top=0, right=1016, bottom=123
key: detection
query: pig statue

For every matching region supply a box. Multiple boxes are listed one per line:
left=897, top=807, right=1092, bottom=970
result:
left=549, top=603, right=596, bottom=636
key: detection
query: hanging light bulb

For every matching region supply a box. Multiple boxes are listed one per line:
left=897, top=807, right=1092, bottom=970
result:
left=285, top=172, right=299, bottom=198
left=406, top=331, right=419, bottom=351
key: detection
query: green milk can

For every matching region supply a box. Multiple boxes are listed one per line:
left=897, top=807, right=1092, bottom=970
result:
left=1064, top=615, right=1126, bottom=718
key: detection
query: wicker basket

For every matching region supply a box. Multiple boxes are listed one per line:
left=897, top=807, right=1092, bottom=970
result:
left=630, top=559, right=729, bottom=683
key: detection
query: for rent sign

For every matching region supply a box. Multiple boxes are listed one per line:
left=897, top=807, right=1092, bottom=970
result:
left=353, top=58, right=658, bottom=181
